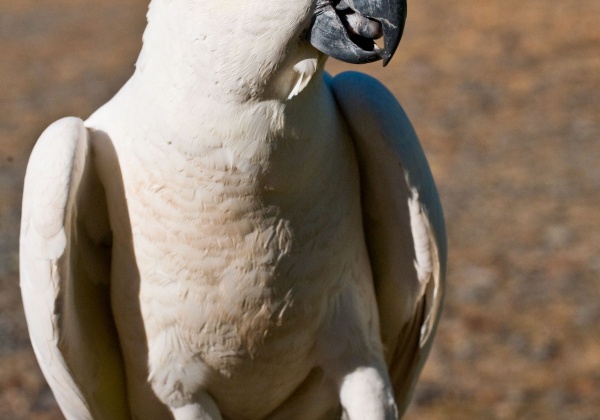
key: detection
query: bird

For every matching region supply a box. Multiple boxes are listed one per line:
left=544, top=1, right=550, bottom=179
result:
left=19, top=0, right=446, bottom=419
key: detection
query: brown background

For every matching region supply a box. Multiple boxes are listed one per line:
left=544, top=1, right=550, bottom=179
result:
left=1, top=0, right=599, bottom=418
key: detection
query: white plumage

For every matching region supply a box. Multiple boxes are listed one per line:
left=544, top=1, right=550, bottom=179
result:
left=20, top=1, right=446, bottom=419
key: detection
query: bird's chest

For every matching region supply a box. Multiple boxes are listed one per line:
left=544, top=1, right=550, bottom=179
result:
left=111, top=128, right=363, bottom=377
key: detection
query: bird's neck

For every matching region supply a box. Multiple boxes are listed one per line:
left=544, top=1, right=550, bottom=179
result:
left=112, top=0, right=330, bottom=166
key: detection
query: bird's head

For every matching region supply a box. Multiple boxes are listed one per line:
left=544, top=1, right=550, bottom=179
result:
left=139, top=0, right=406, bottom=101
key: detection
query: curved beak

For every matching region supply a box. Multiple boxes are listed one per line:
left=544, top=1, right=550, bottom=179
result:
left=307, top=0, right=407, bottom=65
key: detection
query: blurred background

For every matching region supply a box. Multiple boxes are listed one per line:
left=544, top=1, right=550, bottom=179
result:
left=1, top=0, right=599, bottom=418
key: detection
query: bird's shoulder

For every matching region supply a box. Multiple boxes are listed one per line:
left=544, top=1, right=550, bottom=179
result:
left=21, top=117, right=89, bottom=268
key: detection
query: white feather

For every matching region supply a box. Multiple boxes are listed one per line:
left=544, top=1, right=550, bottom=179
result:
left=407, top=188, right=433, bottom=285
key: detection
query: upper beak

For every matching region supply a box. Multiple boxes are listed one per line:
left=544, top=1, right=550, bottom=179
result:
left=307, top=0, right=407, bottom=65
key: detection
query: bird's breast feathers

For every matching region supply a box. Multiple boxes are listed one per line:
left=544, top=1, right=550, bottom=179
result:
left=90, top=94, right=376, bottom=394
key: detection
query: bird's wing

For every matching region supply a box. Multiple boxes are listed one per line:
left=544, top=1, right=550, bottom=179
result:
left=20, top=117, right=129, bottom=420
left=330, top=71, right=446, bottom=415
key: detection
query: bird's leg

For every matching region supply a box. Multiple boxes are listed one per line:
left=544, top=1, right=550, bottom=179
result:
left=170, top=391, right=222, bottom=420
left=339, top=366, right=398, bottom=420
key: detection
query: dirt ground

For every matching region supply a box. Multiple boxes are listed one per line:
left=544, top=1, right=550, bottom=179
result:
left=1, top=0, right=599, bottom=419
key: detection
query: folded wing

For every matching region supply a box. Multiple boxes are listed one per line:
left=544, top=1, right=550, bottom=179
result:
left=20, top=117, right=128, bottom=420
left=330, top=72, right=446, bottom=415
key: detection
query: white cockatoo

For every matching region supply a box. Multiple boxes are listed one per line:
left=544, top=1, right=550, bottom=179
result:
left=20, top=0, right=446, bottom=419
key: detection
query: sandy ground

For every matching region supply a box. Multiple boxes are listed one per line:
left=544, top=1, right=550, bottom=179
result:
left=1, top=0, right=599, bottom=418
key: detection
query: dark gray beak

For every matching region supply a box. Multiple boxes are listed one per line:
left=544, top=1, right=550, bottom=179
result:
left=307, top=0, right=407, bottom=65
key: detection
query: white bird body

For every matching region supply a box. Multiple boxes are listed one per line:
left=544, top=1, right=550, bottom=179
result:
left=87, top=63, right=378, bottom=420
left=20, top=1, right=445, bottom=419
